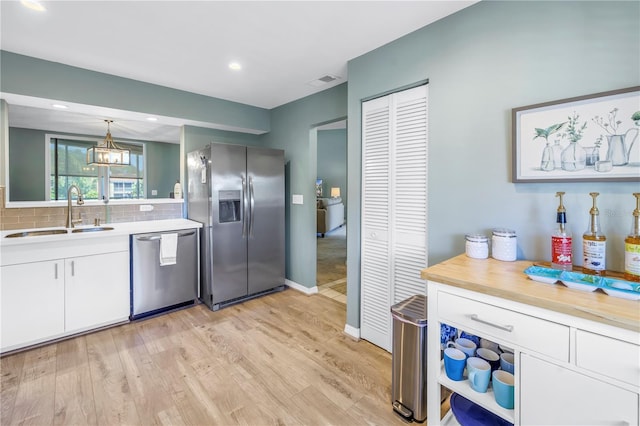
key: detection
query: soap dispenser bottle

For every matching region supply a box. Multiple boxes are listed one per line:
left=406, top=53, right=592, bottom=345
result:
left=551, top=191, right=572, bottom=270
left=624, top=192, right=640, bottom=282
left=173, top=180, right=182, bottom=199
left=583, top=192, right=606, bottom=276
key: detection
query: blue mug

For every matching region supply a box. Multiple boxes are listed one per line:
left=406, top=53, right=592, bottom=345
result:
left=476, top=348, right=500, bottom=372
left=444, top=347, right=466, bottom=381
left=440, top=323, right=458, bottom=349
left=493, top=370, right=515, bottom=409
left=447, top=337, right=477, bottom=358
left=500, top=352, right=515, bottom=374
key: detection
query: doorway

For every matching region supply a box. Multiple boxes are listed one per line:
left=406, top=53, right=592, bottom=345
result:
left=315, top=120, right=347, bottom=305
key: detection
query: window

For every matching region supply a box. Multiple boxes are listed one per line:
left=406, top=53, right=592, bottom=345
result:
left=50, top=137, right=144, bottom=200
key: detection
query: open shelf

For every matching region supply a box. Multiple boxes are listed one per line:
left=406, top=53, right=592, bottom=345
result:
left=439, top=363, right=515, bottom=424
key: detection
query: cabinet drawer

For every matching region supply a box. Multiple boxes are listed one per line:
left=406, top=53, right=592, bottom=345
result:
left=576, top=330, right=640, bottom=387
left=438, top=292, right=569, bottom=361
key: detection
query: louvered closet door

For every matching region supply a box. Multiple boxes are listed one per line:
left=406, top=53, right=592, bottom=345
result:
left=361, top=95, right=391, bottom=350
left=391, top=86, right=428, bottom=306
left=361, top=85, right=428, bottom=352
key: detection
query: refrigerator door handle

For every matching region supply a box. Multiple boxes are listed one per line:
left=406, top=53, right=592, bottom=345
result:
left=249, top=176, right=255, bottom=237
left=242, top=177, right=248, bottom=238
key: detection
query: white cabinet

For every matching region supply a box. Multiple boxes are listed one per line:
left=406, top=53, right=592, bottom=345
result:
left=0, top=260, right=65, bottom=349
left=520, top=353, right=638, bottom=425
left=0, top=236, right=130, bottom=353
left=64, top=251, right=130, bottom=333
left=361, top=84, right=429, bottom=351
left=425, top=274, right=640, bottom=426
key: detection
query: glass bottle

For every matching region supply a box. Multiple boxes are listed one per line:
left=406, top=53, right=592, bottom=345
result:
left=583, top=192, right=606, bottom=276
left=551, top=138, right=563, bottom=170
left=540, top=142, right=554, bottom=171
left=561, top=141, right=586, bottom=171
left=551, top=192, right=572, bottom=271
left=624, top=193, right=640, bottom=282
left=585, top=146, right=600, bottom=166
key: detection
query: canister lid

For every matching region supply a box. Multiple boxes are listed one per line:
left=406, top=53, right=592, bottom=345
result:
left=492, top=228, right=516, bottom=237
left=465, top=233, right=488, bottom=242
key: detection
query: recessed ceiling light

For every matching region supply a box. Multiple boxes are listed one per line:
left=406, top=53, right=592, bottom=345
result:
left=146, top=117, right=158, bottom=122
left=52, top=104, right=68, bottom=109
left=20, top=0, right=46, bottom=12
left=228, top=62, right=242, bottom=71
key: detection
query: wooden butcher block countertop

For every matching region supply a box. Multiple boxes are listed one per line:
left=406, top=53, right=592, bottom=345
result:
left=421, top=254, right=640, bottom=333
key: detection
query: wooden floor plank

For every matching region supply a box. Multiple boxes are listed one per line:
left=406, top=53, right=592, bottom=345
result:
left=54, top=365, right=97, bottom=426
left=0, top=349, right=25, bottom=425
left=1, top=290, right=426, bottom=425
left=85, top=329, right=141, bottom=425
left=10, top=345, right=57, bottom=425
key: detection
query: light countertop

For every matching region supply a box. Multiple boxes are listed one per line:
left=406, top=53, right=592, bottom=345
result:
left=0, top=218, right=202, bottom=247
left=421, top=254, right=640, bottom=333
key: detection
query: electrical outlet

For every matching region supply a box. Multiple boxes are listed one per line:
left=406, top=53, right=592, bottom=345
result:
left=139, top=205, right=154, bottom=212
left=151, top=189, right=158, bottom=196
left=292, top=194, right=303, bottom=205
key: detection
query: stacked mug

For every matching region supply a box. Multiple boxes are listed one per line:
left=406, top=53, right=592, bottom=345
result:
left=443, top=336, right=515, bottom=409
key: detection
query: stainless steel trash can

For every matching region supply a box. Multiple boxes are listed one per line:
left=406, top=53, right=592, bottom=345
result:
left=391, top=294, right=429, bottom=423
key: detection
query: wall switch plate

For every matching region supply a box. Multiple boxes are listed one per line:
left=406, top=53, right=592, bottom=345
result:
left=151, top=189, right=158, bottom=196
left=140, top=205, right=154, bottom=212
left=292, top=194, right=303, bottom=205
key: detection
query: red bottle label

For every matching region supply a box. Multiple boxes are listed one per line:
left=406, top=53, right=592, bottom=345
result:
left=552, top=235, right=572, bottom=265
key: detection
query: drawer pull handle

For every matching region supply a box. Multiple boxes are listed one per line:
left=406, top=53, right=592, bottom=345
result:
left=470, top=314, right=514, bottom=332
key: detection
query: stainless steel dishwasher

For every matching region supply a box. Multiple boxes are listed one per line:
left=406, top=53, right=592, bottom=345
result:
left=130, top=229, right=199, bottom=320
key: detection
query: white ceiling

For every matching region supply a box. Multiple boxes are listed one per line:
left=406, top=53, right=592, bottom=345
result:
left=1, top=0, right=476, bottom=141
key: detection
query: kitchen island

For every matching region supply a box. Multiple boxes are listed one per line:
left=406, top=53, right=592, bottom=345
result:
left=422, top=254, right=639, bottom=425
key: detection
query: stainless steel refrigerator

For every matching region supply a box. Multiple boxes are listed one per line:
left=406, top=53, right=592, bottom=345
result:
left=187, top=143, right=285, bottom=311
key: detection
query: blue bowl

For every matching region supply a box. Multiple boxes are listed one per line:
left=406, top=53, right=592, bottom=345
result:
left=450, top=393, right=513, bottom=426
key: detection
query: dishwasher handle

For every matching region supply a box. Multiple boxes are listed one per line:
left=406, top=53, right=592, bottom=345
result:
left=135, top=231, right=196, bottom=241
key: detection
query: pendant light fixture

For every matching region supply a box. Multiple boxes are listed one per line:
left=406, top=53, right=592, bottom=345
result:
left=86, top=120, right=130, bottom=166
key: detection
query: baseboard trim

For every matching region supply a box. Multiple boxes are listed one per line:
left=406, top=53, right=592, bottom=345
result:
left=343, top=324, right=360, bottom=340
left=285, top=279, right=318, bottom=295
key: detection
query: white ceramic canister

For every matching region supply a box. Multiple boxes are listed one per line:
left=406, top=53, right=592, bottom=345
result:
left=492, top=228, right=517, bottom=261
left=465, top=234, right=489, bottom=259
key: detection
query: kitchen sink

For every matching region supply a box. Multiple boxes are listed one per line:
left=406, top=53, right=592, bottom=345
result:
left=71, top=226, right=114, bottom=233
left=5, top=229, right=68, bottom=238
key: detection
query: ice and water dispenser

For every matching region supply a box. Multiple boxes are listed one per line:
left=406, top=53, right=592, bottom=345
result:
left=218, top=190, right=241, bottom=223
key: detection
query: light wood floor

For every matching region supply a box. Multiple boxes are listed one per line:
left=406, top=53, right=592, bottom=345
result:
left=1, top=289, right=415, bottom=426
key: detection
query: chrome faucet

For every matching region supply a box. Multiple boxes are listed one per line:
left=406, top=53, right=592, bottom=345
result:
left=66, top=184, right=85, bottom=228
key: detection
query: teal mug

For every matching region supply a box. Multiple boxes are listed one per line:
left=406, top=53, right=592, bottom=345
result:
left=493, top=370, right=515, bottom=409
left=466, top=357, right=491, bottom=393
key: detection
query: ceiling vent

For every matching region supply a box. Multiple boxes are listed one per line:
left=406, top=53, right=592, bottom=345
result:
left=307, top=74, right=341, bottom=87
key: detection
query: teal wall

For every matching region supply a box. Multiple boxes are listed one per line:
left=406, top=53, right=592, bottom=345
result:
left=263, top=84, right=347, bottom=287
left=183, top=125, right=263, bottom=154
left=8, top=128, right=45, bottom=201
left=0, top=51, right=270, bottom=134
left=317, top=129, right=347, bottom=214
left=146, top=142, right=180, bottom=199
left=346, top=1, right=640, bottom=328
left=8, top=126, right=179, bottom=200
